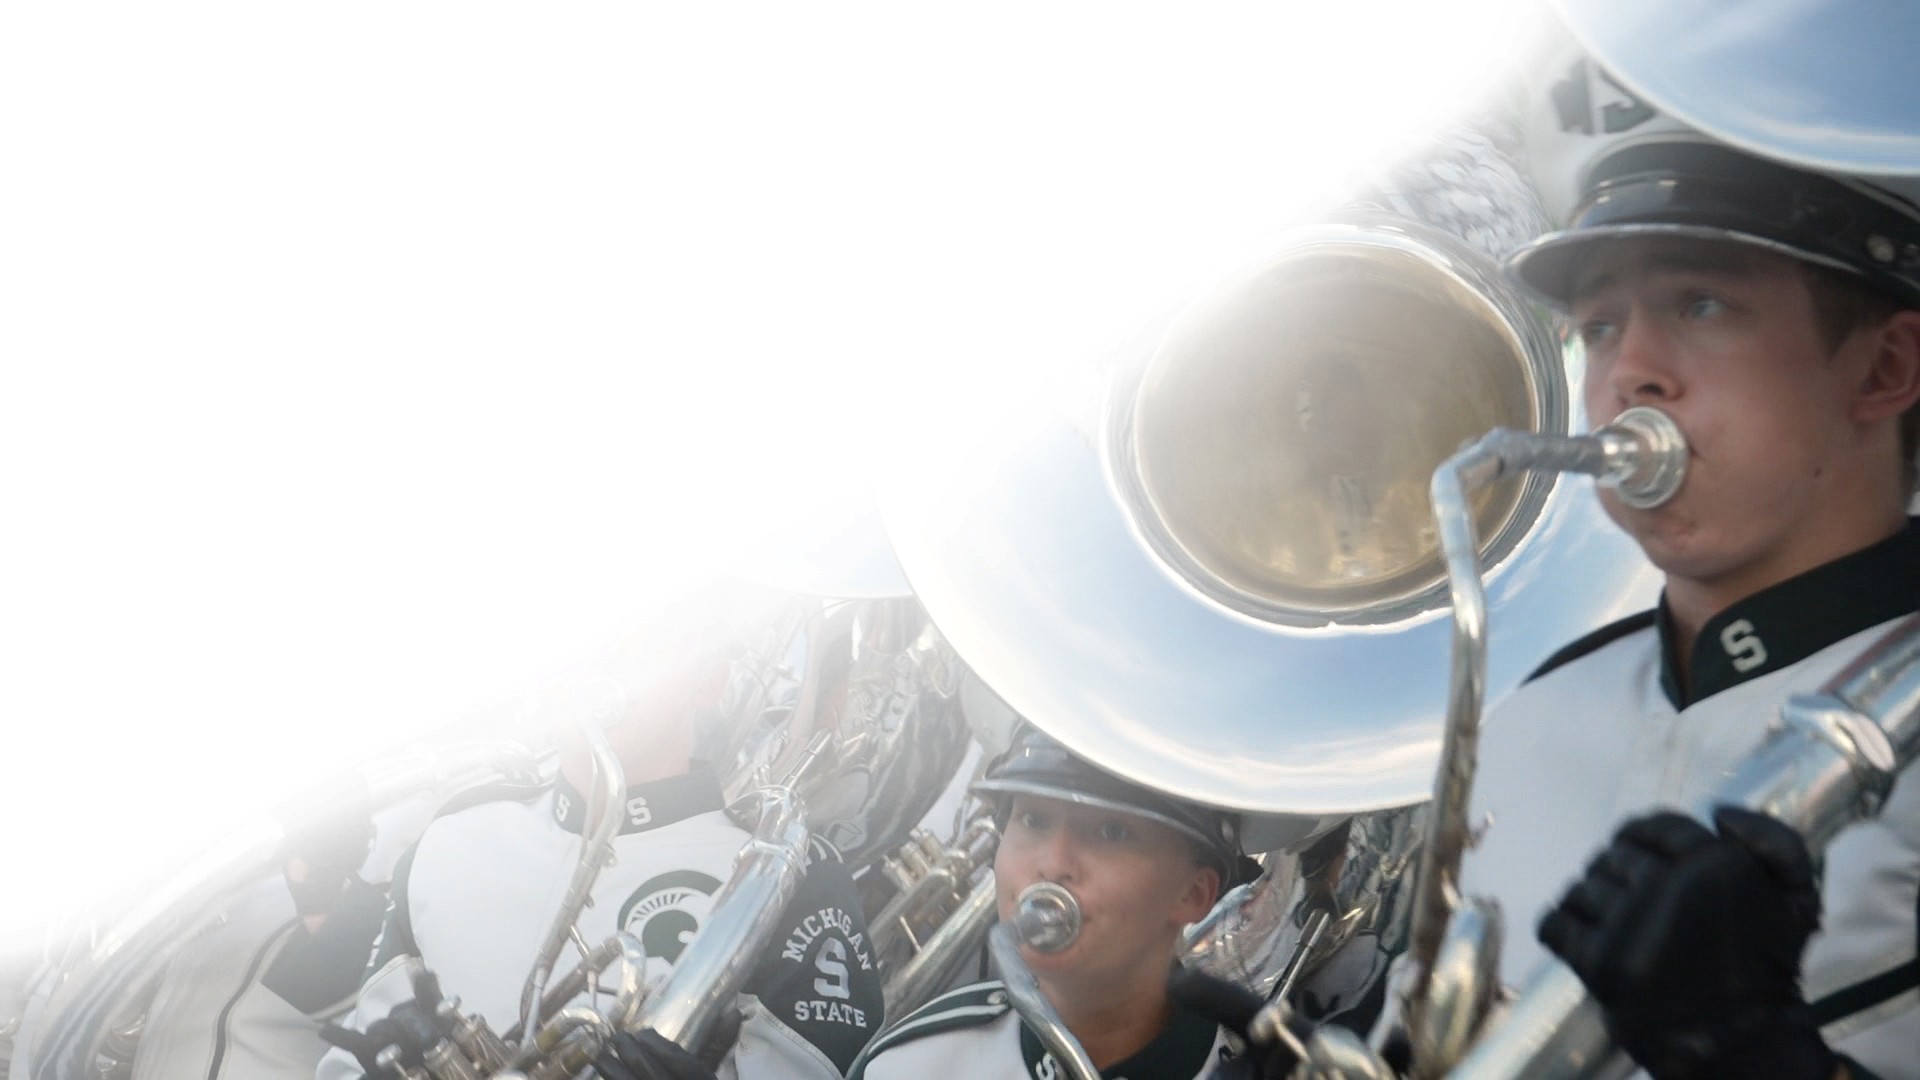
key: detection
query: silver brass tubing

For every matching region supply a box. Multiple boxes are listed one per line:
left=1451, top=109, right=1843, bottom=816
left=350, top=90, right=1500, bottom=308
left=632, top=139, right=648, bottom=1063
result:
left=604, top=932, right=651, bottom=1032
left=1406, top=408, right=1686, bottom=1069
left=1303, top=1026, right=1400, bottom=1080
left=1012, top=882, right=1082, bottom=953
left=1452, top=614, right=1920, bottom=1079
left=871, top=819, right=999, bottom=965
left=883, top=871, right=1000, bottom=1016
left=519, top=700, right=627, bottom=1047
left=636, top=786, right=810, bottom=1051
left=510, top=1007, right=615, bottom=1080
left=1272, top=908, right=1331, bottom=1003
left=514, top=1006, right=613, bottom=1063
left=501, top=932, right=648, bottom=1045
left=439, top=997, right=513, bottom=1072
left=1415, top=897, right=1503, bottom=1072
left=988, top=922, right=1101, bottom=1080
left=422, top=1039, right=485, bottom=1080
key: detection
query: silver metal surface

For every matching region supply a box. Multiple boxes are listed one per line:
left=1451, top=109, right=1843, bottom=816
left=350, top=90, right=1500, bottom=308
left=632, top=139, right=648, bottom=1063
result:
left=1596, top=407, right=1687, bottom=510
left=872, top=816, right=1000, bottom=1013
left=639, top=786, right=811, bottom=1050
left=1184, top=805, right=1423, bottom=1001
left=882, top=873, right=1000, bottom=1017
left=519, top=699, right=626, bottom=1045
left=1409, top=898, right=1503, bottom=1075
left=502, top=933, right=649, bottom=1045
left=1551, top=0, right=1920, bottom=176
left=1301, top=1026, right=1399, bottom=1080
left=881, top=257, right=1659, bottom=812
left=987, top=923, right=1100, bottom=1080
left=1447, top=963, right=1626, bottom=1080
left=1012, top=882, right=1082, bottom=954
left=719, top=595, right=971, bottom=867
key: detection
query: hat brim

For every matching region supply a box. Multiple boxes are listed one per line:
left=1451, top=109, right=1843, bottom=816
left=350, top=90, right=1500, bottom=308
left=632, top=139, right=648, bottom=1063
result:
left=1505, top=222, right=1869, bottom=309
left=971, top=776, right=1235, bottom=858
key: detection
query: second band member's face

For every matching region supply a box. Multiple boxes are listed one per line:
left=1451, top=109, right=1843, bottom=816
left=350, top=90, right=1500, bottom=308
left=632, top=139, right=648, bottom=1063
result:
left=1570, top=238, right=1885, bottom=589
left=994, top=794, right=1219, bottom=994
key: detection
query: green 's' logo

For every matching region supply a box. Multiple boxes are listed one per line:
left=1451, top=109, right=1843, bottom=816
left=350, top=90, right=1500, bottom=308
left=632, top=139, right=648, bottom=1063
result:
left=618, top=869, right=723, bottom=963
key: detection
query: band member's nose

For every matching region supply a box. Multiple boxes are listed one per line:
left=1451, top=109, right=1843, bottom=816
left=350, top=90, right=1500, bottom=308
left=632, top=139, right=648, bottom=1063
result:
left=1033, top=826, right=1080, bottom=887
left=1604, top=319, right=1682, bottom=409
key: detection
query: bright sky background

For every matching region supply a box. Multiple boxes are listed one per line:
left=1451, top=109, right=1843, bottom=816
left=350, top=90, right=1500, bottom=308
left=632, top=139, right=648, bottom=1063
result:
left=0, top=1, right=1542, bottom=958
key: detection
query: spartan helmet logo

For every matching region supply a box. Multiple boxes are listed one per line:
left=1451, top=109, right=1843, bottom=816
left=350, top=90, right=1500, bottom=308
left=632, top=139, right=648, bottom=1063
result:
left=617, top=869, right=723, bottom=964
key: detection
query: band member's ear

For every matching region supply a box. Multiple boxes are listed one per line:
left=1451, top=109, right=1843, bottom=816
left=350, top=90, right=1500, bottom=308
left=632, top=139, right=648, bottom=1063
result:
left=1174, top=863, right=1224, bottom=925
left=1851, top=309, right=1920, bottom=425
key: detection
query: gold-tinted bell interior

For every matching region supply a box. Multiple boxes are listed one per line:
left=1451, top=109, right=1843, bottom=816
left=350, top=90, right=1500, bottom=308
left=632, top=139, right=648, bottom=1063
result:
left=1123, top=238, right=1546, bottom=625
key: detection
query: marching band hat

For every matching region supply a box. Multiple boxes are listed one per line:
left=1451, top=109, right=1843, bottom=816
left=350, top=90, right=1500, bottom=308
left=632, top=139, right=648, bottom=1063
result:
left=1505, top=44, right=1920, bottom=310
left=974, top=726, right=1243, bottom=873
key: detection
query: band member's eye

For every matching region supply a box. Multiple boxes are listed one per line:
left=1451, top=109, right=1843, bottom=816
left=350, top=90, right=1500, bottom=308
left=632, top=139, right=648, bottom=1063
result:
left=1681, top=294, right=1727, bottom=319
left=1015, top=809, right=1052, bottom=832
left=1096, top=821, right=1132, bottom=842
left=1575, top=317, right=1618, bottom=348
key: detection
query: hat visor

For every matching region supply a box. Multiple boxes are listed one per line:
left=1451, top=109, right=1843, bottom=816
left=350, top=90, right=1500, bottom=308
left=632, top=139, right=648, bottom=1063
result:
left=970, top=776, right=1232, bottom=856
left=1504, top=222, right=1865, bottom=309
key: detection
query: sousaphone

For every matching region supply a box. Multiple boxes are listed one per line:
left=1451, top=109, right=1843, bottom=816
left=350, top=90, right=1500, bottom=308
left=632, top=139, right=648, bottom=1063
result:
left=1546, top=0, right=1920, bottom=177
left=881, top=117, right=1660, bottom=822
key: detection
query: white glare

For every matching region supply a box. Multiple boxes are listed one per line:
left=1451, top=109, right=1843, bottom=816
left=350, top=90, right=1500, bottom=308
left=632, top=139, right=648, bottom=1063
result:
left=0, top=0, right=1536, bottom=956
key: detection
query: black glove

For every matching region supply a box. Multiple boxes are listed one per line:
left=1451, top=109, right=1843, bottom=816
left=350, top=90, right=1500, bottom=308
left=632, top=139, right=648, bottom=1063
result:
left=1168, top=966, right=1307, bottom=1080
left=319, top=971, right=448, bottom=1079
left=593, top=1028, right=725, bottom=1080
left=1538, top=807, right=1835, bottom=1080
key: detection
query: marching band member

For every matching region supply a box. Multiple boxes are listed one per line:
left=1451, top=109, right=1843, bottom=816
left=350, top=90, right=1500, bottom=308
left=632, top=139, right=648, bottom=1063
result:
left=317, top=599, right=885, bottom=1080
left=1460, top=52, right=1920, bottom=1080
left=849, top=728, right=1244, bottom=1080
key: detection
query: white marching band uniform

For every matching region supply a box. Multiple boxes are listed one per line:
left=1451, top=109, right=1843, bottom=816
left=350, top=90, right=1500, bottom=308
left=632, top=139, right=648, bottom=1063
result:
left=1464, top=524, right=1920, bottom=1079
left=317, top=766, right=883, bottom=1080
left=848, top=982, right=1236, bottom=1080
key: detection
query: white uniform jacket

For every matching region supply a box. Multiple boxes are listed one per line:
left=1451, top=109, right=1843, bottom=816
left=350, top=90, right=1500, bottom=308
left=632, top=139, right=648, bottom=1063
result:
left=132, top=876, right=386, bottom=1080
left=848, top=981, right=1236, bottom=1080
left=317, top=766, right=882, bottom=1079
left=1461, top=522, right=1920, bottom=1079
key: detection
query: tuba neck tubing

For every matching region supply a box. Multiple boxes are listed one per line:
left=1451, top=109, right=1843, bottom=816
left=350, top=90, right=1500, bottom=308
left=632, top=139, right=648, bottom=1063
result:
left=1400, top=409, right=1687, bottom=1060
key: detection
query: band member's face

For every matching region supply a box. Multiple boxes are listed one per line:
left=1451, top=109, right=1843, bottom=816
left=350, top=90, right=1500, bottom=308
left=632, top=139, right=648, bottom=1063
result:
left=994, top=795, right=1219, bottom=995
left=1571, top=238, right=1900, bottom=588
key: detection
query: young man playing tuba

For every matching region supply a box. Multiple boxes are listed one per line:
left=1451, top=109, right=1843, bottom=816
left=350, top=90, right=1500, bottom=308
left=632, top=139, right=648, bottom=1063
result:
left=1458, top=50, right=1920, bottom=1080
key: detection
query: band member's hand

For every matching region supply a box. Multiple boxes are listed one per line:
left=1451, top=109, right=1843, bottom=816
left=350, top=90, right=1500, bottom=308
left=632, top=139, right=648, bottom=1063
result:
left=593, top=1028, right=723, bottom=1080
left=319, top=971, right=448, bottom=1079
left=1168, top=966, right=1304, bottom=1080
left=1538, top=807, right=1835, bottom=1080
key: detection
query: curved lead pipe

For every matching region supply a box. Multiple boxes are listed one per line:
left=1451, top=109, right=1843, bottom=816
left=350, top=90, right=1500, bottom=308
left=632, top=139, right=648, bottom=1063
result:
left=519, top=682, right=628, bottom=1046
left=1396, top=407, right=1685, bottom=1071
left=987, top=922, right=1100, bottom=1080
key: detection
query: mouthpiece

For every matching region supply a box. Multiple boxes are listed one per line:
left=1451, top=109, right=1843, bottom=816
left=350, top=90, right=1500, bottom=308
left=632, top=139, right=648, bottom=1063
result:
left=1013, top=882, right=1082, bottom=953
left=1595, top=406, right=1688, bottom=510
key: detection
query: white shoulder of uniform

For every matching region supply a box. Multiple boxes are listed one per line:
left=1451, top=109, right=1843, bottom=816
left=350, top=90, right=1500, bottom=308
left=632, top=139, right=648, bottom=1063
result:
left=848, top=982, right=1013, bottom=1079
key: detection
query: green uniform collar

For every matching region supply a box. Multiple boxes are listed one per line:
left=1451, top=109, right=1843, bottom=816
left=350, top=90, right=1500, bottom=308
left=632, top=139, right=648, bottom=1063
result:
left=1658, top=519, right=1920, bottom=710
left=1017, top=1002, right=1220, bottom=1080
